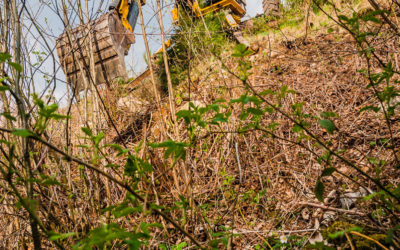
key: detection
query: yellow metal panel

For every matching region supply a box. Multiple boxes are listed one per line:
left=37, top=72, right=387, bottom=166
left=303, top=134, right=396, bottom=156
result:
left=155, top=39, right=173, bottom=54
left=118, top=0, right=133, bottom=31
left=197, top=0, right=245, bottom=19
left=225, top=13, right=238, bottom=28
left=175, top=0, right=245, bottom=26
left=171, top=7, right=179, bottom=22
left=116, top=0, right=146, bottom=32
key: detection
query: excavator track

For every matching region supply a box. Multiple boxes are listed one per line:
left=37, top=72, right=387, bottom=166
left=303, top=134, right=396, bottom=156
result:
left=56, top=11, right=135, bottom=93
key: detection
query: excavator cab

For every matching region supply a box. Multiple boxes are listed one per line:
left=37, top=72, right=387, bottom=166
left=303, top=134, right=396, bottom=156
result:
left=172, top=0, right=246, bottom=28
left=171, top=0, right=257, bottom=52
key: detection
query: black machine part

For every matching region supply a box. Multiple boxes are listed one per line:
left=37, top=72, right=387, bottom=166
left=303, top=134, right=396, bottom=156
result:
left=109, top=0, right=119, bottom=10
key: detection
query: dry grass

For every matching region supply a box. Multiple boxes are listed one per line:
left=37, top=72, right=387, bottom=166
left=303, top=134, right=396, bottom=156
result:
left=1, top=0, right=400, bottom=248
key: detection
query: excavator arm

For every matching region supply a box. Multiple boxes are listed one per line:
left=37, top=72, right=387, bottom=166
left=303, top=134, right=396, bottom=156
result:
left=110, top=0, right=146, bottom=32
left=172, top=0, right=245, bottom=27
left=172, top=0, right=258, bottom=52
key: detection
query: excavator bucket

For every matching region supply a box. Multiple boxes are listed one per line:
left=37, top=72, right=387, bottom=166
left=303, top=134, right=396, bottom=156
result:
left=263, top=0, right=280, bottom=17
left=56, top=11, right=135, bottom=93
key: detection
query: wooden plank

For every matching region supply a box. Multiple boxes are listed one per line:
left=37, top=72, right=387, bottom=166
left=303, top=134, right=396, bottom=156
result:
left=129, top=68, right=150, bottom=87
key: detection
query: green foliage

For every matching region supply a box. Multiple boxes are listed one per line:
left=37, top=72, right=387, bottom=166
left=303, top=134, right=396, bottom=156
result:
left=321, top=167, right=336, bottom=177
left=149, top=140, right=189, bottom=162
left=314, top=178, right=325, bottom=202
left=160, top=242, right=187, bottom=250
left=0, top=52, right=22, bottom=72
left=232, top=44, right=253, bottom=81
left=73, top=223, right=152, bottom=249
left=4, top=1, right=400, bottom=248
left=0, top=84, right=10, bottom=91
left=209, top=229, right=232, bottom=248
left=49, top=232, right=77, bottom=242
left=124, top=154, right=153, bottom=179
left=386, top=225, right=400, bottom=244
left=328, top=226, right=362, bottom=239
left=176, top=100, right=231, bottom=141
left=12, top=129, right=33, bottom=138
left=318, top=119, right=336, bottom=134
left=156, top=11, right=230, bottom=89
left=32, top=94, right=69, bottom=134
left=249, top=15, right=276, bottom=36
left=29, top=174, right=61, bottom=186
left=8, top=62, right=22, bottom=72
left=0, top=52, right=12, bottom=62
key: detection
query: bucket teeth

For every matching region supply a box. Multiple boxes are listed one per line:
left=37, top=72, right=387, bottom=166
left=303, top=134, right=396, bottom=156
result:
left=56, top=11, right=135, bottom=93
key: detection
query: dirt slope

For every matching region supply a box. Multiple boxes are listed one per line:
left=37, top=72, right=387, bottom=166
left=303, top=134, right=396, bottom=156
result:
left=55, top=3, right=400, bottom=247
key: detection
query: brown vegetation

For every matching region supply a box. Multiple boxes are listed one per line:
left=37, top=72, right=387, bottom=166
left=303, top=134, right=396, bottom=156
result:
left=1, top=0, right=400, bottom=248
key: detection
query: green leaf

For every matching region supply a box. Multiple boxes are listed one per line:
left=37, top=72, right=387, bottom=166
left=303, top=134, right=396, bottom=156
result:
left=292, top=124, right=303, bottom=133
left=40, top=175, right=61, bottom=186
left=93, top=131, right=104, bottom=146
left=113, top=206, right=142, bottom=218
left=338, top=15, right=349, bottom=22
left=105, top=144, right=128, bottom=156
left=105, top=163, right=119, bottom=168
left=50, top=113, right=70, bottom=120
left=9, top=62, right=22, bottom=72
left=12, top=129, right=33, bottom=137
left=318, top=119, right=337, bottom=134
left=211, top=113, right=228, bottom=124
left=259, top=89, right=275, bottom=96
left=16, top=198, right=38, bottom=211
left=314, top=179, right=324, bottom=202
left=359, top=106, right=380, bottom=113
left=0, top=52, right=11, bottom=62
left=0, top=139, right=13, bottom=145
left=321, top=167, right=336, bottom=177
left=149, top=140, right=188, bottom=160
left=124, top=156, right=138, bottom=177
left=173, top=242, right=188, bottom=250
left=247, top=107, right=264, bottom=116
left=81, top=127, right=92, bottom=137
left=328, top=227, right=362, bottom=239
left=320, top=111, right=338, bottom=119
left=1, top=112, right=16, bottom=121
left=49, top=232, right=76, bottom=241
left=363, top=191, right=381, bottom=201
left=266, top=122, right=280, bottom=130
left=0, top=85, right=10, bottom=91
left=232, top=44, right=251, bottom=57
left=386, top=224, right=400, bottom=243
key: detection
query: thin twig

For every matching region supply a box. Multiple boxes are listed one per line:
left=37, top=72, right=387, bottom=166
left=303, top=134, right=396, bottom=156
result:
left=299, top=202, right=366, bottom=216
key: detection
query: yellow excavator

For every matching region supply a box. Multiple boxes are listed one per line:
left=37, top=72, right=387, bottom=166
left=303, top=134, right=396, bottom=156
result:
left=172, top=0, right=246, bottom=28
left=171, top=0, right=255, bottom=50
left=56, top=0, right=254, bottom=92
